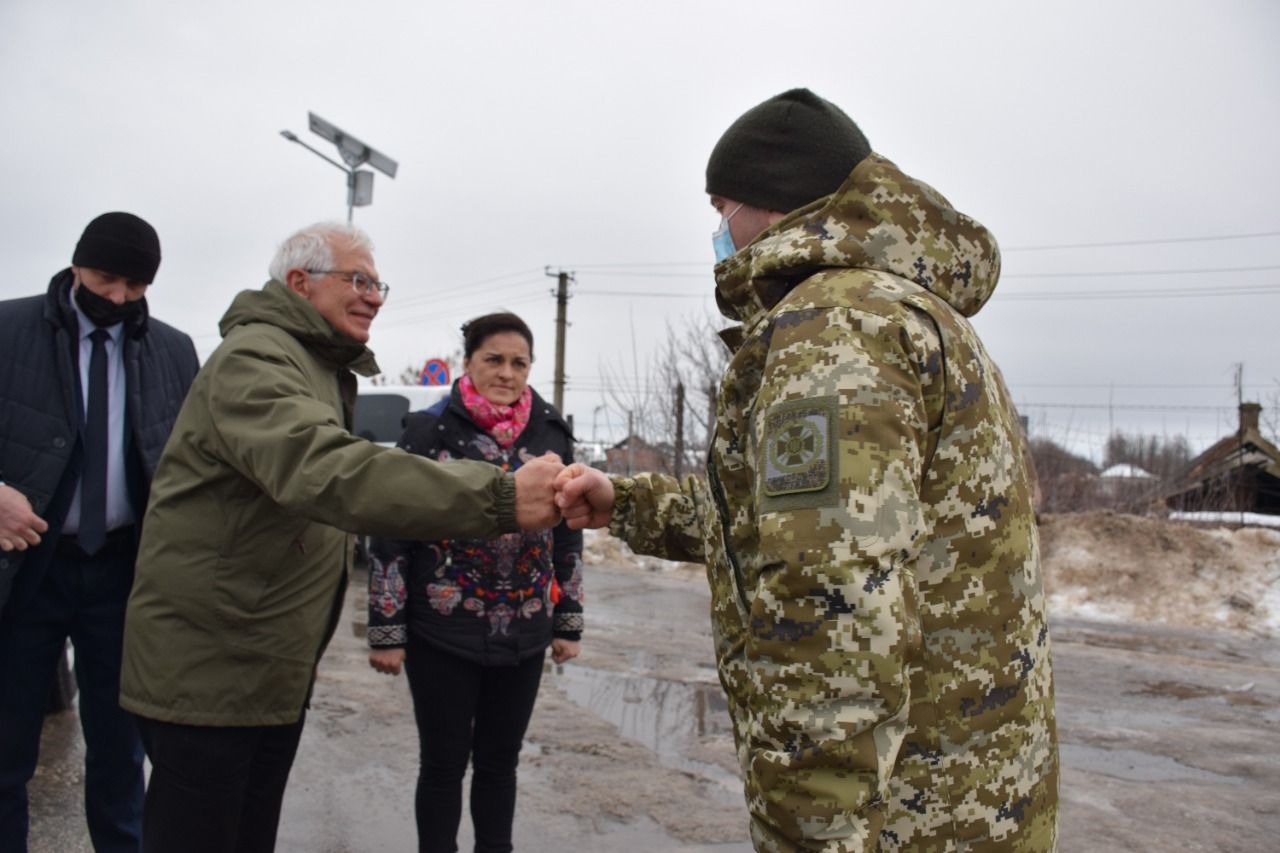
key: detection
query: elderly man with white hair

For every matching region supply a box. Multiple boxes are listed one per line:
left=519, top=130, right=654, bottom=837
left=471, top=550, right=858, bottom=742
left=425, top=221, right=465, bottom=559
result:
left=119, top=222, right=565, bottom=853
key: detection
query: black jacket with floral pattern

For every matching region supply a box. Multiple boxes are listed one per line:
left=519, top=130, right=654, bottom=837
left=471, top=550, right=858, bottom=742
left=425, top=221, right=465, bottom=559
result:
left=367, top=381, right=583, bottom=665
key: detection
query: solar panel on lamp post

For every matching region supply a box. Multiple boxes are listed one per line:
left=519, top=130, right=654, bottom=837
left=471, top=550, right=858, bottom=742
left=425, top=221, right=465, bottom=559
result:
left=279, top=113, right=399, bottom=223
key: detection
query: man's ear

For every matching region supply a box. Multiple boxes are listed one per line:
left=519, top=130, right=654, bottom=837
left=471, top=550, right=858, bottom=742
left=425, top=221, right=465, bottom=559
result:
left=285, top=268, right=311, bottom=296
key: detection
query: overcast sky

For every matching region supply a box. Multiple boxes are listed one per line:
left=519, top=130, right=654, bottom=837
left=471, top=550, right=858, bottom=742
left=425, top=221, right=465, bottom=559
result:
left=2, top=0, right=1277, bottom=459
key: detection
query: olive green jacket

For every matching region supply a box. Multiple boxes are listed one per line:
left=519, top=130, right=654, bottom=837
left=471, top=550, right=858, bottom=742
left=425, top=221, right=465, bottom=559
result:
left=121, top=281, right=516, bottom=726
left=611, top=156, right=1058, bottom=851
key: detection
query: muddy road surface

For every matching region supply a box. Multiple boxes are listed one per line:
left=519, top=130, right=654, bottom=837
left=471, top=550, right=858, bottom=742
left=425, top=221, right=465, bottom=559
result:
left=28, top=560, right=1280, bottom=851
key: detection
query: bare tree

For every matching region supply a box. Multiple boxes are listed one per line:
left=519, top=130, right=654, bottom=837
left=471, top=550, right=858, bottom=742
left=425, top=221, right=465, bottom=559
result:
left=598, top=313, right=729, bottom=472
left=1028, top=436, right=1100, bottom=513
left=1102, top=431, right=1194, bottom=482
left=1264, top=381, right=1280, bottom=445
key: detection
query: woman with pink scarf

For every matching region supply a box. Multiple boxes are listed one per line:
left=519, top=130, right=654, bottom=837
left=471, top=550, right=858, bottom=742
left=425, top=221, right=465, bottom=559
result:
left=366, top=312, right=583, bottom=853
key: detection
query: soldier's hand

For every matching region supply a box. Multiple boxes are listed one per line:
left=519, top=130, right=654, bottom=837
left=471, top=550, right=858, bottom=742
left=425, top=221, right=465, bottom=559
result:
left=554, top=464, right=615, bottom=530
left=0, top=484, right=48, bottom=552
left=368, top=647, right=405, bottom=676
left=514, top=452, right=564, bottom=530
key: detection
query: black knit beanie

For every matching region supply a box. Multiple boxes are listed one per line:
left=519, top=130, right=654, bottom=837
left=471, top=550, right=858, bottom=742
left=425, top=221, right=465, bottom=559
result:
left=72, top=212, right=161, bottom=283
left=706, top=88, right=871, bottom=214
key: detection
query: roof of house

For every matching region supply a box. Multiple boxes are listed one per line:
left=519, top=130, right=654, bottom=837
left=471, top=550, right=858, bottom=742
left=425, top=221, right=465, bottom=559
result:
left=1167, top=403, right=1280, bottom=494
left=1101, top=463, right=1156, bottom=480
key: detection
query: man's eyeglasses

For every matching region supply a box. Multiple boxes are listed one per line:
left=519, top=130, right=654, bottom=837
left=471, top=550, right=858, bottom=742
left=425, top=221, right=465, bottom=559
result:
left=308, top=270, right=390, bottom=300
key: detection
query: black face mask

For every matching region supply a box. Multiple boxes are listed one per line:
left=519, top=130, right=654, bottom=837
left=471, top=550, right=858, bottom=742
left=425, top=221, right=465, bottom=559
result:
left=74, top=281, right=145, bottom=328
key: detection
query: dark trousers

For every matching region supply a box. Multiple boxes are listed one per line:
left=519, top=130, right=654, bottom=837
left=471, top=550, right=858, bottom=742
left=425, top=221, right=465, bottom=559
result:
left=0, top=543, right=145, bottom=853
left=135, top=712, right=306, bottom=853
left=405, top=640, right=545, bottom=853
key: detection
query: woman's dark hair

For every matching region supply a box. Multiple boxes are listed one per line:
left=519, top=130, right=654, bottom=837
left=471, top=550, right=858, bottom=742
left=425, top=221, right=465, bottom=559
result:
left=461, top=312, right=534, bottom=359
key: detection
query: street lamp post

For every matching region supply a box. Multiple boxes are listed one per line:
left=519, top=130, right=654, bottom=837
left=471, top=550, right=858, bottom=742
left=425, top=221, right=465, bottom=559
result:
left=592, top=404, right=604, bottom=444
left=280, top=112, right=399, bottom=222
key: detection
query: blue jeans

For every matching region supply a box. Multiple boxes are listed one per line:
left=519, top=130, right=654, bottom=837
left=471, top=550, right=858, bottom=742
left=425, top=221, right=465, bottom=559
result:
left=0, top=541, right=145, bottom=853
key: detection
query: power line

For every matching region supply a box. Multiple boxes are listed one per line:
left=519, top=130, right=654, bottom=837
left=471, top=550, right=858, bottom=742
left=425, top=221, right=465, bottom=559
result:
left=1003, top=264, right=1280, bottom=279
left=1017, top=402, right=1234, bottom=412
left=573, top=282, right=1280, bottom=302
left=1002, top=229, right=1280, bottom=252
left=571, top=267, right=1280, bottom=282
left=390, top=271, right=546, bottom=309
left=568, top=229, right=1280, bottom=270
left=576, top=289, right=709, bottom=299
left=574, top=262, right=706, bottom=270
left=1008, top=382, right=1274, bottom=390
left=998, top=283, right=1280, bottom=301
left=375, top=292, right=548, bottom=330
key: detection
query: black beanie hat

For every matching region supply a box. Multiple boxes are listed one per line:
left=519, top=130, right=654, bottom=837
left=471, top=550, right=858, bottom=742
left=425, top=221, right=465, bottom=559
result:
left=72, top=212, right=162, bottom=284
left=705, top=88, right=871, bottom=214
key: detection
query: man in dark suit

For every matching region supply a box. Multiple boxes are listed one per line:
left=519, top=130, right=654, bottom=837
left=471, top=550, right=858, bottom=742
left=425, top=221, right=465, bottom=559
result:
left=0, top=212, right=199, bottom=853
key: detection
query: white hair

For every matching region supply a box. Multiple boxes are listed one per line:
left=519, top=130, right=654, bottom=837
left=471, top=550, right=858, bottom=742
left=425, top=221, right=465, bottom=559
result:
left=268, top=222, right=375, bottom=283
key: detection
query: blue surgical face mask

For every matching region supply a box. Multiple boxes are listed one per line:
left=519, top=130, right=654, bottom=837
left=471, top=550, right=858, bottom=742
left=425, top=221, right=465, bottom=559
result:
left=712, top=202, right=745, bottom=263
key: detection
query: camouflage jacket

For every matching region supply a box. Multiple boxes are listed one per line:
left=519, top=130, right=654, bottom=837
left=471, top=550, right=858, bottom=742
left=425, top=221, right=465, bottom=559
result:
left=611, top=155, right=1058, bottom=851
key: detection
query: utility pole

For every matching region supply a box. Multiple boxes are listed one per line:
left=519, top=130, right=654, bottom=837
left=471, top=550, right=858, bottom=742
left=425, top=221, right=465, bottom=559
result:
left=545, top=268, right=574, bottom=412
left=627, top=410, right=635, bottom=475
left=1234, top=362, right=1245, bottom=520
left=674, top=382, right=686, bottom=479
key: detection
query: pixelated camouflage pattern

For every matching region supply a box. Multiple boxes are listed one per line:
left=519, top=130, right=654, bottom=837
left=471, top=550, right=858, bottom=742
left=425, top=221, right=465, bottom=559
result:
left=610, top=155, right=1057, bottom=851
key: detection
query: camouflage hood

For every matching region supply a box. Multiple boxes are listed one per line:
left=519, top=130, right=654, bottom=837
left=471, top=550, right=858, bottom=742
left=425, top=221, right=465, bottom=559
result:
left=714, top=154, right=1001, bottom=328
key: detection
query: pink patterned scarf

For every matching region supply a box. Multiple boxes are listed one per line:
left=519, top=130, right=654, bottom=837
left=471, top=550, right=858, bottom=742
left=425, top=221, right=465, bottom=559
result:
left=459, top=374, right=532, bottom=449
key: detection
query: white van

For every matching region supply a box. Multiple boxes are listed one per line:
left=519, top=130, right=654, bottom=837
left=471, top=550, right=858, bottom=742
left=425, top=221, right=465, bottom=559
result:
left=352, top=384, right=451, bottom=447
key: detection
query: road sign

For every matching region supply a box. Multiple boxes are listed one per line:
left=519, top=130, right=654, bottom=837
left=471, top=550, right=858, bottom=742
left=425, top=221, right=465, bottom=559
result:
left=420, top=358, right=451, bottom=386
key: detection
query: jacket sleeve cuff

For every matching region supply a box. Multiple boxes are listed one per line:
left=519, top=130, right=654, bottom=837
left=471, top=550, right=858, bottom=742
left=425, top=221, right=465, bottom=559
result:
left=495, top=472, right=518, bottom=534
left=553, top=611, right=584, bottom=638
left=367, top=624, right=408, bottom=648
left=606, top=476, right=634, bottom=539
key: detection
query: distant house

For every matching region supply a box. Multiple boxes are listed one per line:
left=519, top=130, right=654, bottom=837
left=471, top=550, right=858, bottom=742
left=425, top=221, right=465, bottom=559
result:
left=1165, top=403, right=1280, bottom=515
left=1100, top=463, right=1156, bottom=481
left=604, top=435, right=669, bottom=475
left=1099, top=462, right=1158, bottom=505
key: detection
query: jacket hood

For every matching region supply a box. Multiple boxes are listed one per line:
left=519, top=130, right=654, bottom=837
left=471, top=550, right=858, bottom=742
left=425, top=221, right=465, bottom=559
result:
left=218, top=280, right=380, bottom=376
left=714, top=154, right=1001, bottom=328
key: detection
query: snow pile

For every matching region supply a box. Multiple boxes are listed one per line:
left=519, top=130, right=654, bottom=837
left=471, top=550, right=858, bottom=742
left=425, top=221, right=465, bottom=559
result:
left=1040, top=512, right=1280, bottom=636
left=582, top=528, right=702, bottom=576
left=1168, top=511, right=1280, bottom=529
left=583, top=513, right=1280, bottom=636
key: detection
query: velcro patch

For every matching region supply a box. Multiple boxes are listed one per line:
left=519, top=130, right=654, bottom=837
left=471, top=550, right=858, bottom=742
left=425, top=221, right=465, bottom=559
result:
left=760, top=396, right=839, bottom=511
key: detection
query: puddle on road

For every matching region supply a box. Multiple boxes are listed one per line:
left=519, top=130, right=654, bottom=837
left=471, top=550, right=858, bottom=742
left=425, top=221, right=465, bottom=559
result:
left=1062, top=743, right=1243, bottom=785
left=547, top=664, right=743, bottom=804
left=1133, top=680, right=1218, bottom=700
left=1132, top=679, right=1272, bottom=708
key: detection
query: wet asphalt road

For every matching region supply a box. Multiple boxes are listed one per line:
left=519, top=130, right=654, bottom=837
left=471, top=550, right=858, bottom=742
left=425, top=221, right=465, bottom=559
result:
left=26, top=563, right=1280, bottom=852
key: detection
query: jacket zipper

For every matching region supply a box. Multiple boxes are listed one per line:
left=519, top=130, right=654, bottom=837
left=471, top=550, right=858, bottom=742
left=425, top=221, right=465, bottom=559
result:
left=706, top=458, right=751, bottom=615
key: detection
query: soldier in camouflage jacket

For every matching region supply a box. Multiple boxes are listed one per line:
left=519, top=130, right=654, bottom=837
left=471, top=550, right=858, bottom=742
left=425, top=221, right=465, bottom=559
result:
left=557, top=89, right=1058, bottom=852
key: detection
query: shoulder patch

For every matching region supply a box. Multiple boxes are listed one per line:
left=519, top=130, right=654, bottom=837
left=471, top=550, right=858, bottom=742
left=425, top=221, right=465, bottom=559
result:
left=760, top=396, right=839, bottom=511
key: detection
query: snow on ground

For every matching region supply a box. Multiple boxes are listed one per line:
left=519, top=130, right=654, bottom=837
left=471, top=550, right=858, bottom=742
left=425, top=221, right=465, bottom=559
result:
left=585, top=513, right=1280, bottom=637
left=1039, top=512, right=1280, bottom=635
